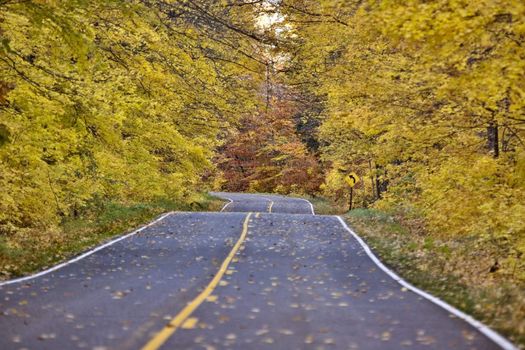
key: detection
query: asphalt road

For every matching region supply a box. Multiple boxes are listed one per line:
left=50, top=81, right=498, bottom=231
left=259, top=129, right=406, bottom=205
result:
left=0, top=193, right=513, bottom=350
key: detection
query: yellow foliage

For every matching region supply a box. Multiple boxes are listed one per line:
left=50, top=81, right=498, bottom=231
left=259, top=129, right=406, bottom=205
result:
left=281, top=0, right=525, bottom=279
left=0, top=0, right=263, bottom=234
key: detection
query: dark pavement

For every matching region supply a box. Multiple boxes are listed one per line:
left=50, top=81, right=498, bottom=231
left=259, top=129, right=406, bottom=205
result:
left=0, top=193, right=511, bottom=350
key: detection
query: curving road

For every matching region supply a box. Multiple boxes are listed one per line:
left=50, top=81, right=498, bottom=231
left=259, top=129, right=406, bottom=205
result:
left=0, top=193, right=514, bottom=350
left=215, top=192, right=315, bottom=215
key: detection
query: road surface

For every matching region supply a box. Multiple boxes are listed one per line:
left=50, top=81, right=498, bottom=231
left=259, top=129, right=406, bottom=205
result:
left=0, top=193, right=514, bottom=350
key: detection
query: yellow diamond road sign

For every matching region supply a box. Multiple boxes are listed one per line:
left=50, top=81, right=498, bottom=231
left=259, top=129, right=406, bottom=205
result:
left=344, top=173, right=360, bottom=188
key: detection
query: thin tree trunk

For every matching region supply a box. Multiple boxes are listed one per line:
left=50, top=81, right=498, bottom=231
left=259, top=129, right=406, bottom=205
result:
left=376, top=164, right=382, bottom=199
left=369, top=159, right=376, bottom=200
left=487, top=121, right=499, bottom=158
left=375, top=164, right=388, bottom=199
left=265, top=62, right=271, bottom=114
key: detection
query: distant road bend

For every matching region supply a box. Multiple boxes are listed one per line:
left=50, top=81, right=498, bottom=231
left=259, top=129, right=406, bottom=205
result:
left=0, top=193, right=516, bottom=350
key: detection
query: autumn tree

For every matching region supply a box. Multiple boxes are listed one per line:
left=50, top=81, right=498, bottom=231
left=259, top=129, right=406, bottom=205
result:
left=0, top=0, right=265, bottom=235
left=218, top=91, right=323, bottom=194
left=276, top=0, right=524, bottom=277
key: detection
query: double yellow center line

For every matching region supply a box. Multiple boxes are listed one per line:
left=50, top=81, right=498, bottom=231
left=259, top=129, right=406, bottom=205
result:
left=141, top=212, right=253, bottom=350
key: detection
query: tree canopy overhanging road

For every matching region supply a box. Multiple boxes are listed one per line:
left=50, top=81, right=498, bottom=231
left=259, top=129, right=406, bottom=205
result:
left=1, top=1, right=524, bottom=346
left=0, top=194, right=515, bottom=350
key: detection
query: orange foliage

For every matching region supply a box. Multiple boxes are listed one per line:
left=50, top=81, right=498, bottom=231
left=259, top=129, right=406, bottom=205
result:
left=217, top=98, right=322, bottom=194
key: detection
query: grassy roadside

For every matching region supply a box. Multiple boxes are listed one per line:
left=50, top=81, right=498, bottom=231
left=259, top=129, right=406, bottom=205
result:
left=294, top=195, right=347, bottom=215
left=307, top=197, right=524, bottom=349
left=0, top=194, right=225, bottom=281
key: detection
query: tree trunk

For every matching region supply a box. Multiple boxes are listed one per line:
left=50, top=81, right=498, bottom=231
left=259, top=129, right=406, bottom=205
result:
left=376, top=164, right=383, bottom=199
left=487, top=121, right=499, bottom=158
left=375, top=164, right=388, bottom=199
left=369, top=159, right=377, bottom=200
left=265, top=62, right=271, bottom=114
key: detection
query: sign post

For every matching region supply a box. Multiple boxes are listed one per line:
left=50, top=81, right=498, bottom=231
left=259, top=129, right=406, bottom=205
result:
left=349, top=187, right=354, bottom=211
left=344, top=172, right=360, bottom=211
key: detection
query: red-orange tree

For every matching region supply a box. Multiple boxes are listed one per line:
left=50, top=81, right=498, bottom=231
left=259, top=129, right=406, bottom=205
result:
left=217, top=95, right=322, bottom=194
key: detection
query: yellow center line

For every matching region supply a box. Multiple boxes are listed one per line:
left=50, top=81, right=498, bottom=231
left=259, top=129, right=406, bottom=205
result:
left=268, top=201, right=274, bottom=213
left=141, top=212, right=253, bottom=350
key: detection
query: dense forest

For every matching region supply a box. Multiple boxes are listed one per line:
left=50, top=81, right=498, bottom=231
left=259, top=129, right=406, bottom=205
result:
left=222, top=0, right=525, bottom=284
left=1, top=0, right=524, bottom=344
left=0, top=0, right=262, bottom=239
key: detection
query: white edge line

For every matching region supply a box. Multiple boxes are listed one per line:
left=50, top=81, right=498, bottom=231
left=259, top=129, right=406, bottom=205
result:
left=298, top=198, right=315, bottom=215
left=215, top=193, right=315, bottom=215
left=0, top=212, right=174, bottom=287
left=335, top=216, right=517, bottom=350
left=220, top=197, right=234, bottom=212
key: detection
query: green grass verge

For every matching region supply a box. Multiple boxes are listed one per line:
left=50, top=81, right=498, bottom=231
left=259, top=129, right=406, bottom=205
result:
left=309, top=199, right=524, bottom=348
left=0, top=193, right=225, bottom=280
left=289, top=194, right=346, bottom=215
